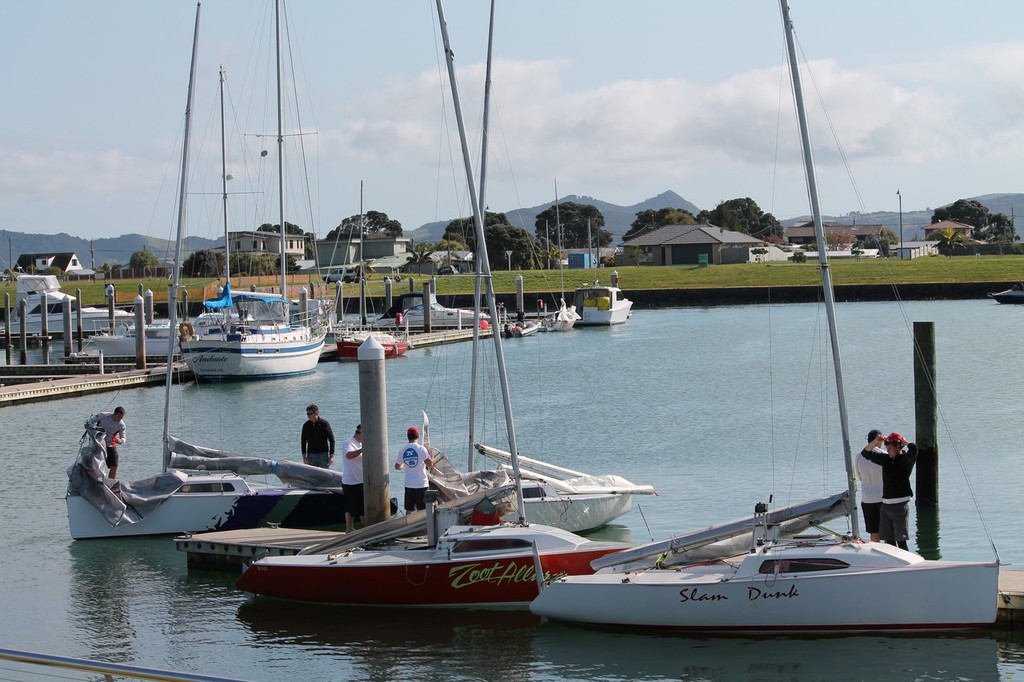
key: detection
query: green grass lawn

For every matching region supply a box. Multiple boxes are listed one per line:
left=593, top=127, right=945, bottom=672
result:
left=3, top=255, right=1023, bottom=307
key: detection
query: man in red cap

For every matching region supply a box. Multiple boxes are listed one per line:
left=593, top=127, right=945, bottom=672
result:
left=394, top=426, right=436, bottom=513
left=863, top=431, right=917, bottom=550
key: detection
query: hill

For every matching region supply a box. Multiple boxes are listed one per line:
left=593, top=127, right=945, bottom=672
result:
left=0, top=230, right=220, bottom=272
left=407, top=190, right=702, bottom=244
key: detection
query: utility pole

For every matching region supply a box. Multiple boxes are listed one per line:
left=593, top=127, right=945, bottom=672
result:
left=897, top=189, right=903, bottom=260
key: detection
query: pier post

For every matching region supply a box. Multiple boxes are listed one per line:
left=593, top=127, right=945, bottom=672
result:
left=359, top=336, right=391, bottom=525
left=422, top=281, right=432, bottom=334
left=75, top=288, right=84, bottom=351
left=181, top=289, right=189, bottom=319
left=18, top=299, right=28, bottom=362
left=38, top=291, right=49, bottom=347
left=408, top=277, right=414, bottom=294
left=515, top=275, right=525, bottom=318
left=298, top=287, right=308, bottom=326
left=359, top=276, right=367, bottom=327
left=62, top=301, right=73, bottom=357
left=4, top=293, right=10, bottom=349
left=134, top=294, right=146, bottom=369
left=105, top=284, right=115, bottom=333
left=384, top=278, right=393, bottom=312
left=334, top=282, right=343, bottom=324
left=144, top=290, right=154, bottom=325
left=913, top=321, right=938, bottom=507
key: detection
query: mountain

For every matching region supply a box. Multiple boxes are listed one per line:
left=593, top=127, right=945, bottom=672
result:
left=407, top=190, right=702, bottom=244
left=0, top=229, right=220, bottom=271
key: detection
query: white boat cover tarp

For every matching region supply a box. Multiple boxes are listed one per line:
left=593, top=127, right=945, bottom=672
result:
left=67, top=427, right=188, bottom=528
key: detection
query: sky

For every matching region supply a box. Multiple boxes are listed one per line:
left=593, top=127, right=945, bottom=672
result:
left=4, top=0, right=1024, bottom=243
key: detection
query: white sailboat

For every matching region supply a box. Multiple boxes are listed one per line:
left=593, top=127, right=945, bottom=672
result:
left=234, top=0, right=629, bottom=606
left=530, top=0, right=999, bottom=632
left=65, top=4, right=345, bottom=540
left=179, top=10, right=325, bottom=381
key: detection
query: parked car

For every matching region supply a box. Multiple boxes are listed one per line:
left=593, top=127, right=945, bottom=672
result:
left=324, top=267, right=359, bottom=283
left=437, top=265, right=459, bottom=275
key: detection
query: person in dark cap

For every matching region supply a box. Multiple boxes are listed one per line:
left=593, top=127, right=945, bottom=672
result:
left=341, top=424, right=364, bottom=532
left=857, top=429, right=886, bottom=542
left=394, top=425, right=436, bottom=513
left=863, top=431, right=917, bottom=550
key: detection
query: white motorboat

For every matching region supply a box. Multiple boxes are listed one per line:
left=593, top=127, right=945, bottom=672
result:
left=530, top=0, right=999, bottom=633
left=374, top=290, right=487, bottom=330
left=8, top=274, right=132, bottom=335
left=571, top=279, right=632, bottom=326
left=79, top=318, right=175, bottom=357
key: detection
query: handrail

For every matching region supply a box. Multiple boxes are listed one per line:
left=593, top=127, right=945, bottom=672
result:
left=0, top=647, right=248, bottom=682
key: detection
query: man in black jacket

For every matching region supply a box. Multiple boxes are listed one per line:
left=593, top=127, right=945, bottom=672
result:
left=862, top=431, right=917, bottom=550
left=301, top=404, right=336, bottom=468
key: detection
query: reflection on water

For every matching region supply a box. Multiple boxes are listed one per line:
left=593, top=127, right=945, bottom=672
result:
left=236, top=600, right=540, bottom=681
left=530, top=623, right=1002, bottom=682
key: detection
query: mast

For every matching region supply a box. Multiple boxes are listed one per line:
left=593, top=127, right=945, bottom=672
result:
left=275, top=0, right=287, bottom=298
left=555, top=179, right=564, bottom=299
left=778, top=0, right=859, bottom=536
left=219, top=66, right=231, bottom=288
left=163, top=2, right=201, bottom=472
left=435, top=0, right=527, bottom=523
left=467, top=0, right=496, bottom=471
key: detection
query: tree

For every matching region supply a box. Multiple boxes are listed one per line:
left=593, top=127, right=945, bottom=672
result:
left=934, top=227, right=970, bottom=256
left=325, top=211, right=403, bottom=241
left=824, top=228, right=853, bottom=251
left=931, top=198, right=1017, bottom=243
left=859, top=227, right=898, bottom=257
left=182, top=249, right=220, bottom=277
left=628, top=245, right=647, bottom=266
left=128, top=248, right=159, bottom=275
left=697, top=198, right=783, bottom=240
left=623, top=208, right=697, bottom=241
left=257, top=221, right=305, bottom=235
left=485, top=223, right=540, bottom=270
left=533, top=202, right=612, bottom=249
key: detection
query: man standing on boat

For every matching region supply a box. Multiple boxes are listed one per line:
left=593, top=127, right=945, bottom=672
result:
left=864, top=431, right=917, bottom=550
left=394, top=426, right=435, bottom=513
left=341, top=424, right=364, bottom=532
left=91, top=406, right=126, bottom=479
left=301, top=404, right=335, bottom=469
left=857, top=429, right=886, bottom=542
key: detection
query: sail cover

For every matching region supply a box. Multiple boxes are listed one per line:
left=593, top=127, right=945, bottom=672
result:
left=203, top=282, right=233, bottom=309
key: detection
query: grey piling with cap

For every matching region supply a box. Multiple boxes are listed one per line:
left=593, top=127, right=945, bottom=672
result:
left=62, top=301, right=73, bottom=356
left=422, top=281, right=432, bottom=334
left=913, top=320, right=938, bottom=507
left=134, top=295, right=146, bottom=369
left=359, top=335, right=391, bottom=525
left=75, top=288, right=84, bottom=351
left=144, top=289, right=154, bottom=325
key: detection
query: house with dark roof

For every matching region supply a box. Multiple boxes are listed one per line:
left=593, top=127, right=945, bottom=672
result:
left=620, top=224, right=764, bottom=266
left=784, top=222, right=887, bottom=245
left=922, top=220, right=975, bottom=241
left=15, top=252, right=91, bottom=276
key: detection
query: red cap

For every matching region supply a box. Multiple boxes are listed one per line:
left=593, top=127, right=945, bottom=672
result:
left=407, top=426, right=420, bottom=439
left=884, top=431, right=906, bottom=445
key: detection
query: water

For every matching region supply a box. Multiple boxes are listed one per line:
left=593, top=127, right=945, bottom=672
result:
left=2, top=300, right=1024, bottom=680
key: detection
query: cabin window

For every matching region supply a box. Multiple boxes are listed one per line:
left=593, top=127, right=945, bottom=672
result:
left=450, top=538, right=533, bottom=554
left=757, top=558, right=849, bottom=574
left=521, top=486, right=545, bottom=499
left=178, top=482, right=235, bottom=493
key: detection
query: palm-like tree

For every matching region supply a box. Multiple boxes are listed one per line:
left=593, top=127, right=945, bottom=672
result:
left=934, top=227, right=970, bottom=256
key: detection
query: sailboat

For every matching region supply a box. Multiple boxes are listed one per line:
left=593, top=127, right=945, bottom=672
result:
left=65, top=4, right=345, bottom=540
left=233, top=0, right=629, bottom=606
left=540, top=184, right=581, bottom=332
left=530, top=0, right=999, bottom=632
left=178, top=6, right=326, bottom=381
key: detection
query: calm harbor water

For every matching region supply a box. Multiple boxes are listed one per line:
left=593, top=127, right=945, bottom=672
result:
left=2, top=300, right=1024, bottom=681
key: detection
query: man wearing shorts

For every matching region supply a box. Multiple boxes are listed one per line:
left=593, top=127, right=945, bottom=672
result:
left=394, top=426, right=435, bottom=512
left=857, top=429, right=885, bottom=542
left=92, top=406, right=126, bottom=479
left=341, top=424, right=364, bottom=532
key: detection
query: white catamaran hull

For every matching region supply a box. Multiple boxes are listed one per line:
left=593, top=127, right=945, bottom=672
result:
left=531, top=542, right=999, bottom=632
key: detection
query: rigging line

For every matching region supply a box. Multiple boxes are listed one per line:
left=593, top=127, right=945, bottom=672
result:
left=792, top=32, right=867, bottom=214
left=281, top=0, right=320, bottom=237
